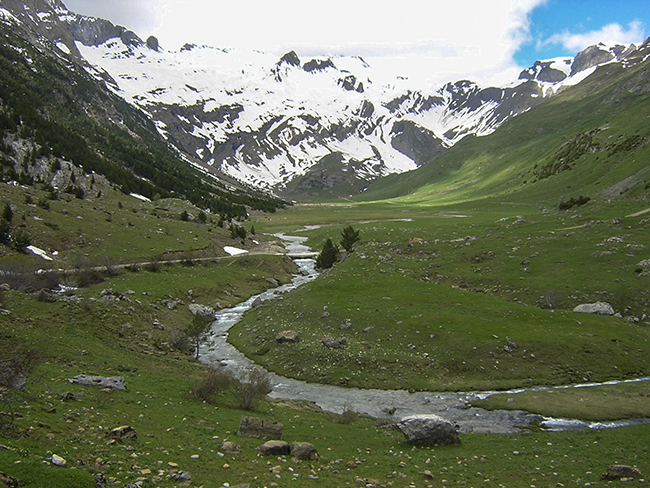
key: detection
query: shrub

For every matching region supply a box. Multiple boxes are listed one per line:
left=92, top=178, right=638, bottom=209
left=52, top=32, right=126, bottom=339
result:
left=237, top=368, right=271, bottom=411
left=0, top=339, right=39, bottom=431
left=558, top=195, right=590, bottom=211
left=188, top=368, right=233, bottom=404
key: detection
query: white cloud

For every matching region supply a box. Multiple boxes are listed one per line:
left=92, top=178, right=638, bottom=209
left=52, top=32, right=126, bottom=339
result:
left=63, top=0, right=547, bottom=87
left=540, top=20, right=646, bottom=52
left=151, top=0, right=547, bottom=87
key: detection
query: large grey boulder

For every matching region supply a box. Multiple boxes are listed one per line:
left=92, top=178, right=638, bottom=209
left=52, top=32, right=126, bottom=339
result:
left=260, top=440, right=290, bottom=456
left=291, top=442, right=319, bottom=460
left=573, top=302, right=615, bottom=315
left=397, top=415, right=460, bottom=447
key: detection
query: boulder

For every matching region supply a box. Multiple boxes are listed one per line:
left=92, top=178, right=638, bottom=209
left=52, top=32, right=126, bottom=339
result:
left=397, top=415, right=461, bottom=447
left=322, top=337, right=346, bottom=349
left=51, top=454, right=66, bottom=467
left=222, top=441, right=240, bottom=454
left=69, top=375, right=126, bottom=390
left=36, top=289, right=56, bottom=303
left=276, top=330, right=300, bottom=344
left=238, top=416, right=283, bottom=439
left=260, top=440, right=290, bottom=456
left=188, top=304, right=216, bottom=320
left=290, top=442, right=319, bottom=460
left=109, top=425, right=138, bottom=442
left=573, top=302, right=615, bottom=315
left=601, top=465, right=643, bottom=480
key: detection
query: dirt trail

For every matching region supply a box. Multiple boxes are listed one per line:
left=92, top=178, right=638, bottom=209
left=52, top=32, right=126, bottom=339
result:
left=626, top=207, right=650, bottom=218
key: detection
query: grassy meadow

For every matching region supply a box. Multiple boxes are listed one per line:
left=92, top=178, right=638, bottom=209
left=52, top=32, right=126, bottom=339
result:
left=2, top=50, right=650, bottom=486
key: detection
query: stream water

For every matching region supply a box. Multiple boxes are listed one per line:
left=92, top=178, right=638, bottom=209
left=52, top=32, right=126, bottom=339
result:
left=199, top=234, right=650, bottom=434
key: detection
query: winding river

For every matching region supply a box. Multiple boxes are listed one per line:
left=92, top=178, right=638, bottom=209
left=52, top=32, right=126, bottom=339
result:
left=199, top=234, right=650, bottom=434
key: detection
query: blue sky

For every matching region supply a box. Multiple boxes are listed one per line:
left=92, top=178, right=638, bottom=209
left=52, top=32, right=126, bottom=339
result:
left=62, top=0, right=649, bottom=87
left=516, top=0, right=649, bottom=66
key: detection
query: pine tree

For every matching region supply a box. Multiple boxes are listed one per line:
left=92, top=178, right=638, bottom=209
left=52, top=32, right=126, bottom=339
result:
left=340, top=225, right=361, bottom=252
left=316, top=238, right=339, bottom=269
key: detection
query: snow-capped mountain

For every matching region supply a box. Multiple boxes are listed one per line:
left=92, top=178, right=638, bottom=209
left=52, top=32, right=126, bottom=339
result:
left=3, top=0, right=648, bottom=197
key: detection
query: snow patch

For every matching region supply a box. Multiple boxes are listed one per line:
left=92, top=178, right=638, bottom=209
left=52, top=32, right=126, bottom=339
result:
left=129, top=193, right=151, bottom=202
left=224, top=246, right=248, bottom=256
left=56, top=42, right=70, bottom=55
left=27, top=245, right=53, bottom=261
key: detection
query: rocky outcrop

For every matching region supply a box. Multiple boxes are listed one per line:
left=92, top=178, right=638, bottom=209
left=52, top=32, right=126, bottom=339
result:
left=69, top=375, right=126, bottom=390
left=573, top=302, right=615, bottom=315
left=188, top=304, right=216, bottom=320
left=397, top=415, right=461, bottom=447
left=519, top=60, right=568, bottom=83
left=146, top=35, right=159, bottom=51
left=61, top=14, right=142, bottom=47
left=276, top=330, right=301, bottom=343
left=571, top=44, right=616, bottom=76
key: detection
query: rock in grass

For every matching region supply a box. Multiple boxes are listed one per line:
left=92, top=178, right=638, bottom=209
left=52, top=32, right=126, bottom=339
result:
left=322, top=336, right=346, bottom=349
left=397, top=414, right=461, bottom=447
left=601, top=465, right=643, bottom=480
left=276, top=330, right=300, bottom=343
left=109, top=425, right=138, bottom=442
left=290, top=442, right=319, bottom=460
left=51, top=454, right=66, bottom=467
left=573, top=301, right=615, bottom=315
left=260, top=440, right=291, bottom=456
left=222, top=441, right=240, bottom=453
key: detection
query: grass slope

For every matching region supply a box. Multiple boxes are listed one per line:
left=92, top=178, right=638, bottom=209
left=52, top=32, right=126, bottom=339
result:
left=360, top=57, right=650, bottom=206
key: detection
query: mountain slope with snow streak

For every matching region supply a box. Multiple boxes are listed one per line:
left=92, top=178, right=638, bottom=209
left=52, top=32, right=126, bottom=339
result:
left=8, top=0, right=649, bottom=198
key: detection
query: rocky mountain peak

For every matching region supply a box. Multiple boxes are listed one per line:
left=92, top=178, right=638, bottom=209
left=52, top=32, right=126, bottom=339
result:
left=278, top=50, right=301, bottom=67
left=146, top=35, right=159, bottom=51
left=60, top=13, right=142, bottom=47
left=303, top=58, right=336, bottom=72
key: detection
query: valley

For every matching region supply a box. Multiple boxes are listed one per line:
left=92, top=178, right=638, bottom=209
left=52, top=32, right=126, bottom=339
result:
left=1, top=1, right=650, bottom=487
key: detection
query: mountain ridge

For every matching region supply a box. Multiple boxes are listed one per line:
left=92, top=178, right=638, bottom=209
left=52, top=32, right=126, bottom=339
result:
left=2, top=0, right=648, bottom=200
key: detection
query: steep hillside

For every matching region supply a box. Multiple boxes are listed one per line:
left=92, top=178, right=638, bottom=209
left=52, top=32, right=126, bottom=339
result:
left=0, top=6, right=285, bottom=219
left=360, top=40, right=650, bottom=206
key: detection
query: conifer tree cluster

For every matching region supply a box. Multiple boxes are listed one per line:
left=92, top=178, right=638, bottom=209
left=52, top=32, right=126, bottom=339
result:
left=315, top=225, right=362, bottom=269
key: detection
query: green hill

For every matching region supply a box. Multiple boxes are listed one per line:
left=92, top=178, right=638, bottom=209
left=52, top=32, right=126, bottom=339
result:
left=360, top=52, right=650, bottom=206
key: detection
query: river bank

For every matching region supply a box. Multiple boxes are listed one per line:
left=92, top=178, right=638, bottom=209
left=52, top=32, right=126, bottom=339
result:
left=200, top=234, right=650, bottom=434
